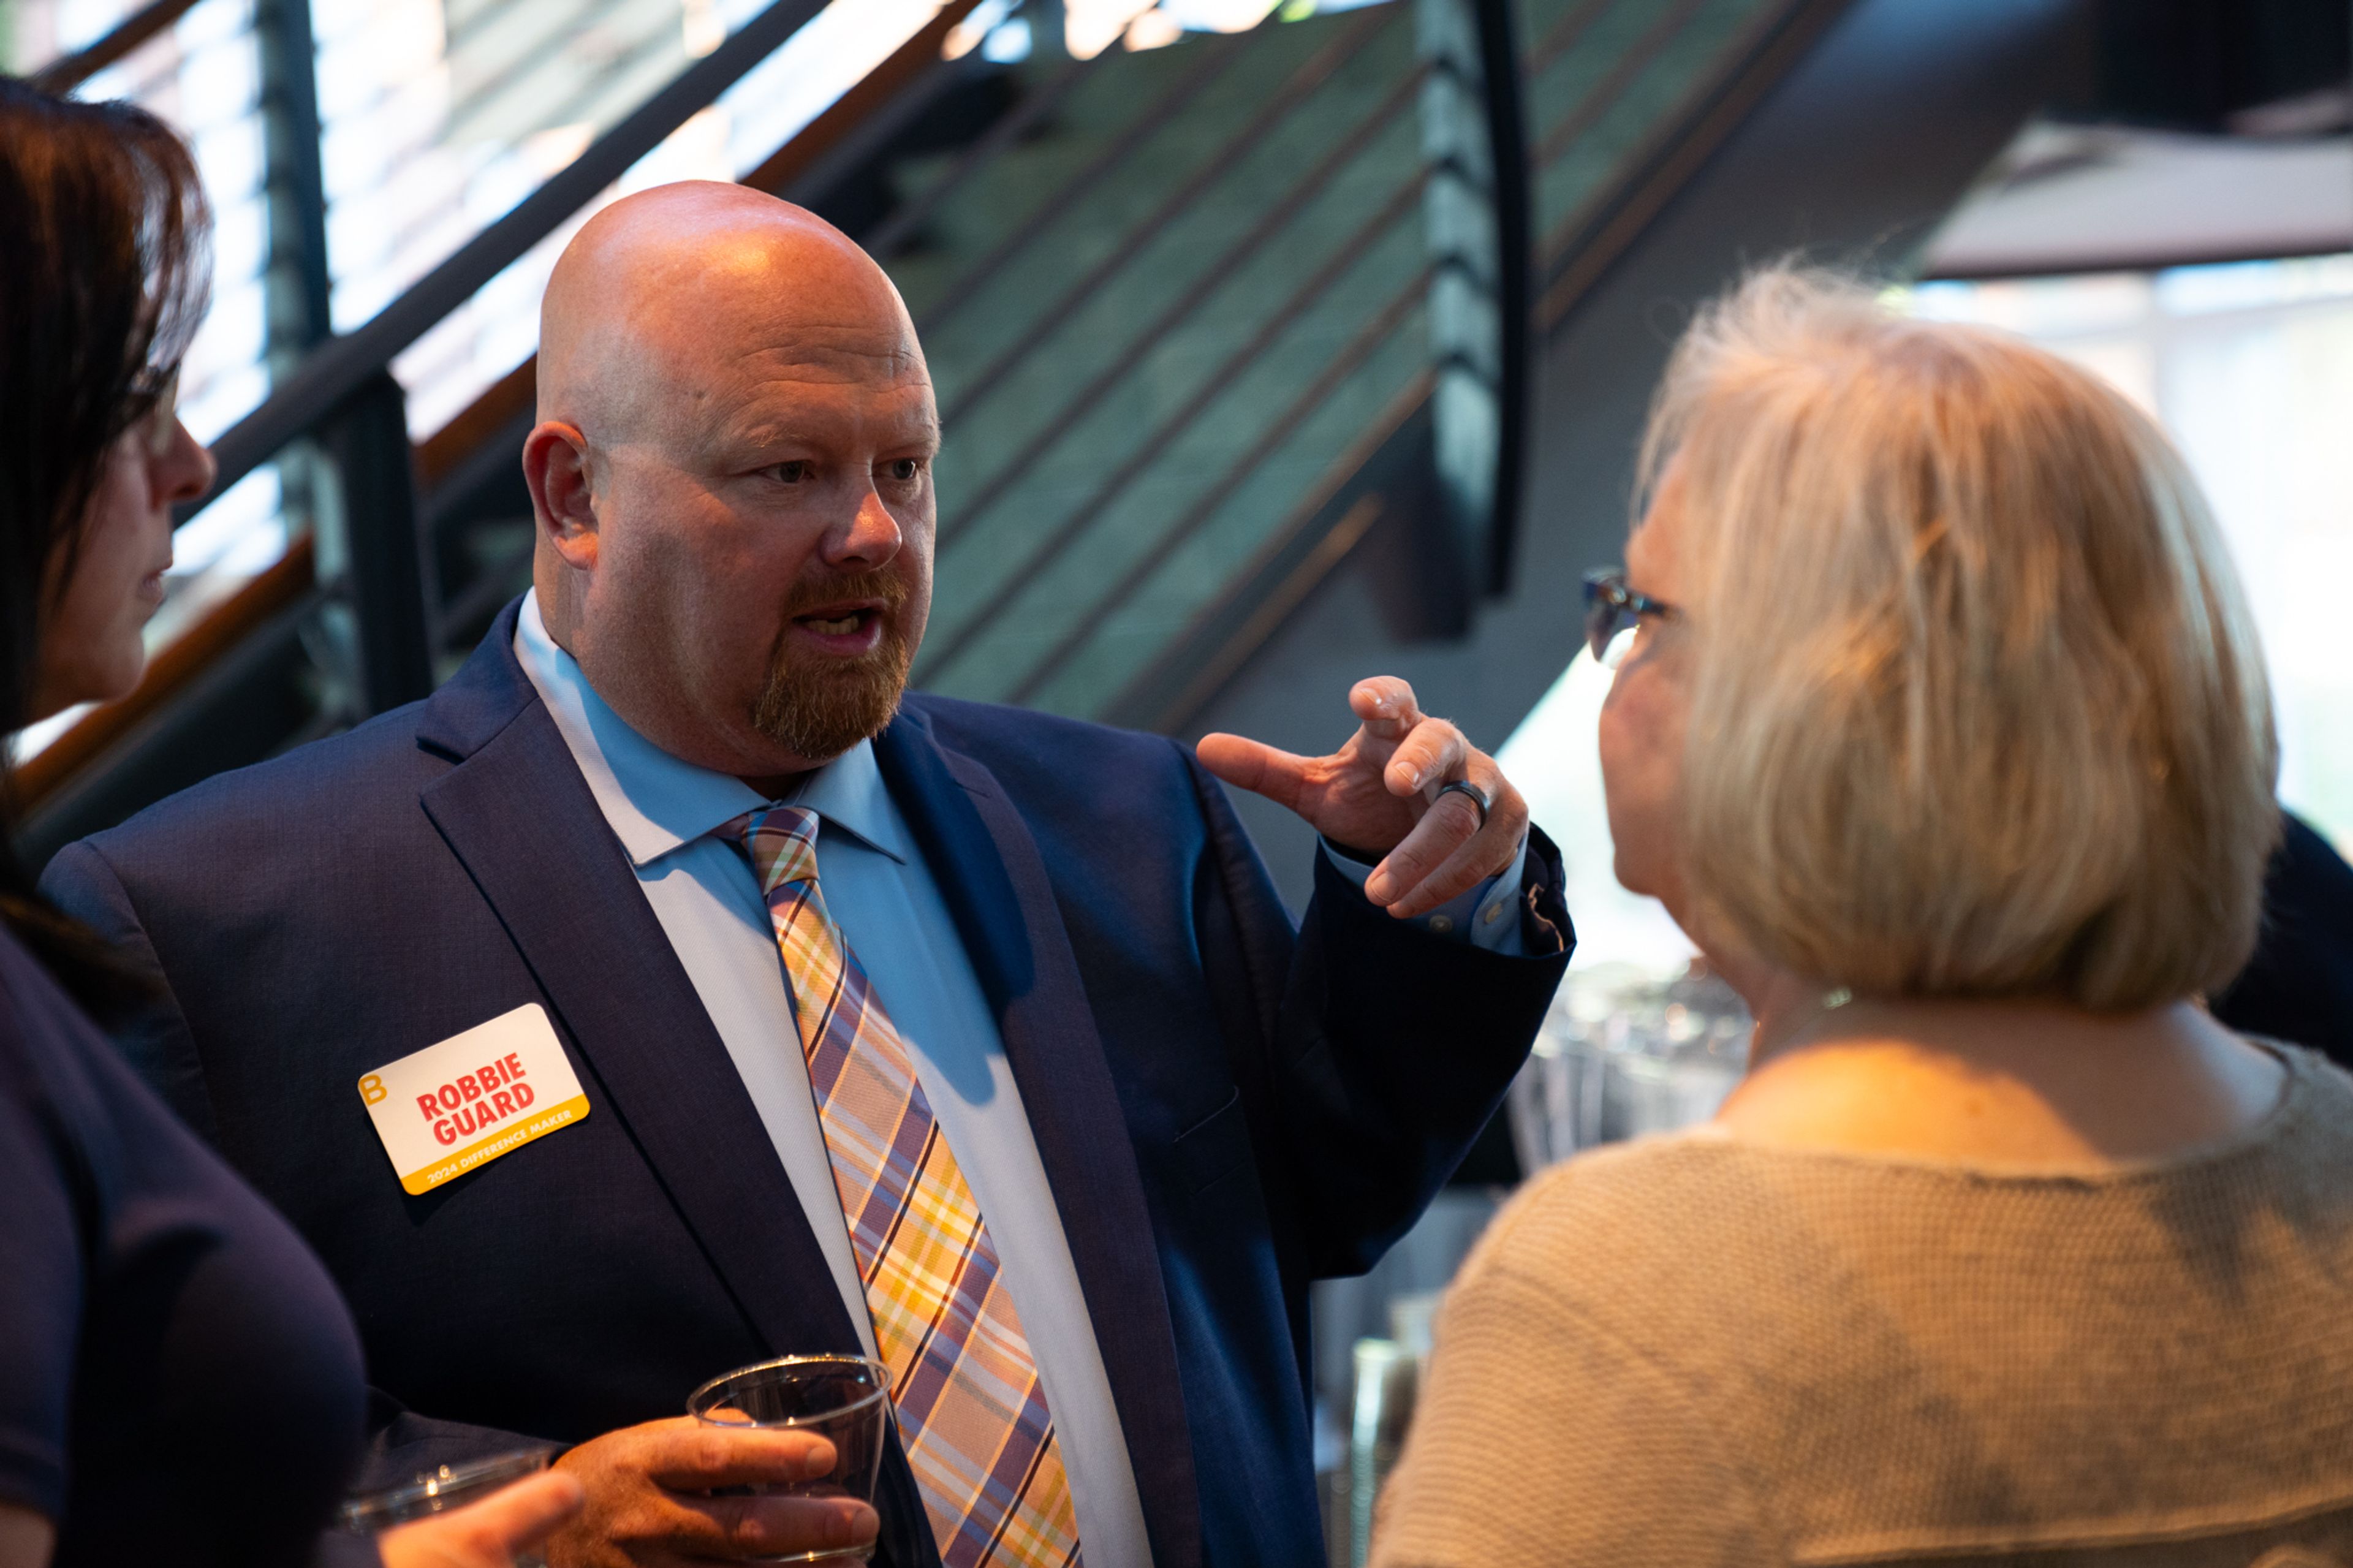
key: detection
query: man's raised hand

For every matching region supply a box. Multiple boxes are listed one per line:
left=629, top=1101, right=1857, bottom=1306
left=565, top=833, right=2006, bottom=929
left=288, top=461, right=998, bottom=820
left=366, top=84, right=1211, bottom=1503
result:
left=1196, top=676, right=1527, bottom=920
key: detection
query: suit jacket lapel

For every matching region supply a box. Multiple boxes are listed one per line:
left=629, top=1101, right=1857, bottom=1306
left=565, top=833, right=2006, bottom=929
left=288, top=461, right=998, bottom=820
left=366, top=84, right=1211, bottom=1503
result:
left=412, top=615, right=863, bottom=1363
left=874, top=704, right=1204, bottom=1568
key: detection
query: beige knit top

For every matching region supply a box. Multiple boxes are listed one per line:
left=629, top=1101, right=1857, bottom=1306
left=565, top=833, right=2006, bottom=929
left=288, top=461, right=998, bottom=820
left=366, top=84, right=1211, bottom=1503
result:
left=1371, top=1042, right=2353, bottom=1568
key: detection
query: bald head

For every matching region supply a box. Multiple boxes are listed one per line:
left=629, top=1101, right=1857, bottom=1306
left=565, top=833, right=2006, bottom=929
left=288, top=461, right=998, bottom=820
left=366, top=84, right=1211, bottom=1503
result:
left=539, top=182, right=924, bottom=450
left=521, top=181, right=941, bottom=789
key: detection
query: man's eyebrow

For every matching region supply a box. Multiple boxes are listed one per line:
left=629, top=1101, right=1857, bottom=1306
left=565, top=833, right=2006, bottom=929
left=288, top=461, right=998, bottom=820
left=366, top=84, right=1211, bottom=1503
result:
left=708, top=409, right=942, bottom=455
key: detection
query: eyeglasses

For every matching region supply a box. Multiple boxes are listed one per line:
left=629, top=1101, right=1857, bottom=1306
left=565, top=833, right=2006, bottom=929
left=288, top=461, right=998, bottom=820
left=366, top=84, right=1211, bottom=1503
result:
left=1582, top=569, right=1676, bottom=668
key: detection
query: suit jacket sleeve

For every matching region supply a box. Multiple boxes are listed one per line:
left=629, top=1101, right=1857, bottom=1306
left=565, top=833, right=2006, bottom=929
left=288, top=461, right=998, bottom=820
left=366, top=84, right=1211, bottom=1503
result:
left=1178, top=747, right=1571, bottom=1279
left=39, top=843, right=569, bottom=1488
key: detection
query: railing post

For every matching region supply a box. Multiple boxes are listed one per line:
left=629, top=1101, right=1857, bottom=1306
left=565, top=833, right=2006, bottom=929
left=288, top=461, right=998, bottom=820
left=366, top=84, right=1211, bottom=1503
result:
left=1416, top=0, right=1503, bottom=631
left=1468, top=0, right=1531, bottom=595
left=320, top=372, right=438, bottom=713
left=253, top=0, right=334, bottom=350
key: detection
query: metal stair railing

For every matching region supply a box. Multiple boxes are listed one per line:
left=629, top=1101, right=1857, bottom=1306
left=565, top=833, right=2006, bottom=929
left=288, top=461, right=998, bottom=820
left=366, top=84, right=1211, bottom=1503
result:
left=892, top=0, right=1530, bottom=717
left=926, top=24, right=1433, bottom=557
left=919, top=168, right=1436, bottom=685
left=925, top=7, right=1396, bottom=433
left=1105, top=0, right=1865, bottom=733
left=905, top=32, right=1253, bottom=339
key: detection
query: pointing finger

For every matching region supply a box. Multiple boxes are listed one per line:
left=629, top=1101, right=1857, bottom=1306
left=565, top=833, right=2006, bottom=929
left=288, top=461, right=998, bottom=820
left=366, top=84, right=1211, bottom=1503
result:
left=1195, top=732, right=1316, bottom=812
left=1349, top=677, right=1425, bottom=743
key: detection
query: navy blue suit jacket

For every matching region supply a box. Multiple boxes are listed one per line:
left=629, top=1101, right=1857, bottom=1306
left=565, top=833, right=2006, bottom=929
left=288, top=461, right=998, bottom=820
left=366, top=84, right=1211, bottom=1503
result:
left=40, top=601, right=1571, bottom=1568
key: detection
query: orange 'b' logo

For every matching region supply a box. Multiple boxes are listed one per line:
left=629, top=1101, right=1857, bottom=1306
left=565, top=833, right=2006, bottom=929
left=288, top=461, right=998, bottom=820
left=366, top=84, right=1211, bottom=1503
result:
left=358, top=1074, right=387, bottom=1105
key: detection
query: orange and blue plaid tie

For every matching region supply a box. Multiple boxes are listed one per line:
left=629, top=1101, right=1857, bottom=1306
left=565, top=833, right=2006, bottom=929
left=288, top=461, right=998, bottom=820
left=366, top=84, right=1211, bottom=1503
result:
left=725, top=806, right=1085, bottom=1568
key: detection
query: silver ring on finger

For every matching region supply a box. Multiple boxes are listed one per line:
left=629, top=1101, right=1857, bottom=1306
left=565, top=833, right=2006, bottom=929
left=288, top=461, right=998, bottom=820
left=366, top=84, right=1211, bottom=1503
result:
left=1434, top=778, right=1490, bottom=830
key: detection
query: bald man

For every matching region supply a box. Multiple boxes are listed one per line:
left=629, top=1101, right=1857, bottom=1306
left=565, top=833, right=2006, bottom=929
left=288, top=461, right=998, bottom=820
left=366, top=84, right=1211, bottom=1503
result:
left=44, top=183, right=1571, bottom=1568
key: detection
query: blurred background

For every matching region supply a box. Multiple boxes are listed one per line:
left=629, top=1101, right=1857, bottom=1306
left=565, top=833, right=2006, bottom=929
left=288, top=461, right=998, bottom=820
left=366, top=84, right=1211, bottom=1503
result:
left=7, top=0, right=2348, bottom=1556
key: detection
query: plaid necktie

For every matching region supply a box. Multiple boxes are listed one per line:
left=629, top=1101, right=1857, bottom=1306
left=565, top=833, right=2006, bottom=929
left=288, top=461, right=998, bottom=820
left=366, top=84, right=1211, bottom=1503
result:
left=724, top=805, right=1085, bottom=1568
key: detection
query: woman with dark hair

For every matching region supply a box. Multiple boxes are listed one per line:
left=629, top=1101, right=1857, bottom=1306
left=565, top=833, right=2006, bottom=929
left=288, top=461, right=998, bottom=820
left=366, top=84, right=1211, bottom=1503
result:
left=0, top=80, right=582, bottom=1567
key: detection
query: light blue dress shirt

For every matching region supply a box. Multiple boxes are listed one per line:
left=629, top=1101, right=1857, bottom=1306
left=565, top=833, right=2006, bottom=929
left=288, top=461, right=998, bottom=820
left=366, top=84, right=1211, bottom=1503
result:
left=1322, top=832, right=1528, bottom=952
left=513, top=591, right=1525, bottom=1566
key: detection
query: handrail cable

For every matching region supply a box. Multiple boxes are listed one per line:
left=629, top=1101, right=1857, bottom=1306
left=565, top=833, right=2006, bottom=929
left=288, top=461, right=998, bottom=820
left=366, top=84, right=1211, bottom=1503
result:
left=25, top=0, right=203, bottom=93
left=934, top=52, right=1431, bottom=548
left=909, top=32, right=1250, bottom=338
left=1112, top=366, right=1430, bottom=730
left=932, top=3, right=1395, bottom=432
left=1522, top=0, right=1618, bottom=80
left=1533, top=0, right=1713, bottom=167
left=862, top=48, right=1102, bottom=260
left=1007, top=262, right=1433, bottom=704
left=919, top=162, right=1430, bottom=681
left=1536, top=0, right=1853, bottom=322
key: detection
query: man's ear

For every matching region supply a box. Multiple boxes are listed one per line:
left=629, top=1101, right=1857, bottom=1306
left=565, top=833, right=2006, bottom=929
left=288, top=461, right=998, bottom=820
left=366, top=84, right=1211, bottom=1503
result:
left=521, top=421, right=599, bottom=570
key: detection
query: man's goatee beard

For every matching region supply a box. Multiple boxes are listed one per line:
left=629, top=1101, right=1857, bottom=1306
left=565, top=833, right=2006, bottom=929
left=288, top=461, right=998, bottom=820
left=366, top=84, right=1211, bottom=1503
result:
left=749, top=577, right=916, bottom=762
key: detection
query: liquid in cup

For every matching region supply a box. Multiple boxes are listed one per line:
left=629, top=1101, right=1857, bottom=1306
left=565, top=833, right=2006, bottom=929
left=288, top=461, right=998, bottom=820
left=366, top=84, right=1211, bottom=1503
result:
left=687, top=1354, right=894, bottom=1564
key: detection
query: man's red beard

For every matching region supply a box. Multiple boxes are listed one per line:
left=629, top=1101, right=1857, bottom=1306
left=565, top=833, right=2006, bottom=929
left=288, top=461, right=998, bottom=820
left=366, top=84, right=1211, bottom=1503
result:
left=750, top=569, right=915, bottom=762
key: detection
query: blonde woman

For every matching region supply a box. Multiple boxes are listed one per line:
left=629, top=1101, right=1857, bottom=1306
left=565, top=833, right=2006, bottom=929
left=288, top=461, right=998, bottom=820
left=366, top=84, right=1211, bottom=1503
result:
left=1371, top=268, right=2353, bottom=1567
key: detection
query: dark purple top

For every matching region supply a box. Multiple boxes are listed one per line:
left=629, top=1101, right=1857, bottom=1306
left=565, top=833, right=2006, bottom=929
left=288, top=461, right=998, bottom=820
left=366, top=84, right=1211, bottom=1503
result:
left=0, top=923, right=367, bottom=1566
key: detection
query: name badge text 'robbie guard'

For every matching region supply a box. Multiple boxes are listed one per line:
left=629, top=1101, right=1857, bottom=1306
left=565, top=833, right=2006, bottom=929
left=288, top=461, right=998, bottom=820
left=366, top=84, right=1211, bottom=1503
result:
left=358, top=1003, right=590, bottom=1195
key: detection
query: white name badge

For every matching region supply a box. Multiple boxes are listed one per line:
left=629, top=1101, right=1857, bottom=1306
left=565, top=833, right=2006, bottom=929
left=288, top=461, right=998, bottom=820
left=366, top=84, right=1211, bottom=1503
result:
left=356, top=1004, right=591, bottom=1195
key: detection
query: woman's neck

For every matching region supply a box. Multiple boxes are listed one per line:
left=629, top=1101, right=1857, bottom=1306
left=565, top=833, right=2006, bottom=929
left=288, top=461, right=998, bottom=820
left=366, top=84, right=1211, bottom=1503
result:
left=1712, top=982, right=2286, bottom=1169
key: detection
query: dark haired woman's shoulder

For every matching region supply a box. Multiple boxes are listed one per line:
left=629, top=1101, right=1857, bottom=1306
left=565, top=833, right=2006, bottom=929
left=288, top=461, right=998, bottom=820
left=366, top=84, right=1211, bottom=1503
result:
left=0, top=917, right=116, bottom=1097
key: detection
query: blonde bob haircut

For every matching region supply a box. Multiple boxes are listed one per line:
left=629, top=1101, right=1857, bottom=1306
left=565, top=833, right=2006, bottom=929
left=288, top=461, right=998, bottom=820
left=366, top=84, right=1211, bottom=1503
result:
left=1642, top=267, right=2279, bottom=1012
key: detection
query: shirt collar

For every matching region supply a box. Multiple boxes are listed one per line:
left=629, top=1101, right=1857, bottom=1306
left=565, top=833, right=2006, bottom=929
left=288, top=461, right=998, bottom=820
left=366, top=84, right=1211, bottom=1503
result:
left=513, top=590, right=910, bottom=870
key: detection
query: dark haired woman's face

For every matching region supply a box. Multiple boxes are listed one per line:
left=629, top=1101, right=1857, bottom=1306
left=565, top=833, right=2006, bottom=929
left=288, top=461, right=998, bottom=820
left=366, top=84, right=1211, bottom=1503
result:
left=33, top=392, right=214, bottom=719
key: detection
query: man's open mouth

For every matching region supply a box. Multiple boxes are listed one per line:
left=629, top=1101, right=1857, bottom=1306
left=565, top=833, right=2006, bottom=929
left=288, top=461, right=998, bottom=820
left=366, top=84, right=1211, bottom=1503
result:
left=788, top=599, right=891, bottom=646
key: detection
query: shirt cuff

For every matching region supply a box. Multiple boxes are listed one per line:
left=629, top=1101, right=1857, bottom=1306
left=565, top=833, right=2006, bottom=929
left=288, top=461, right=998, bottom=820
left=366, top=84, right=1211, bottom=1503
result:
left=1318, top=836, right=1529, bottom=956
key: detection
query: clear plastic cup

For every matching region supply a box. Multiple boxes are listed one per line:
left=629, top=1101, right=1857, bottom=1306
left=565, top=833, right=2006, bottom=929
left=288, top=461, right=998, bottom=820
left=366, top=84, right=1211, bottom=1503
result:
left=686, top=1354, right=893, bottom=1564
left=336, top=1447, right=559, bottom=1564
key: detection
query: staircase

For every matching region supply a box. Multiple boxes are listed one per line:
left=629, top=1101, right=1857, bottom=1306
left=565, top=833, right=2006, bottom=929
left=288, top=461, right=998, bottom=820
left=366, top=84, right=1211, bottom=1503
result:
left=14, top=0, right=1862, bottom=862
